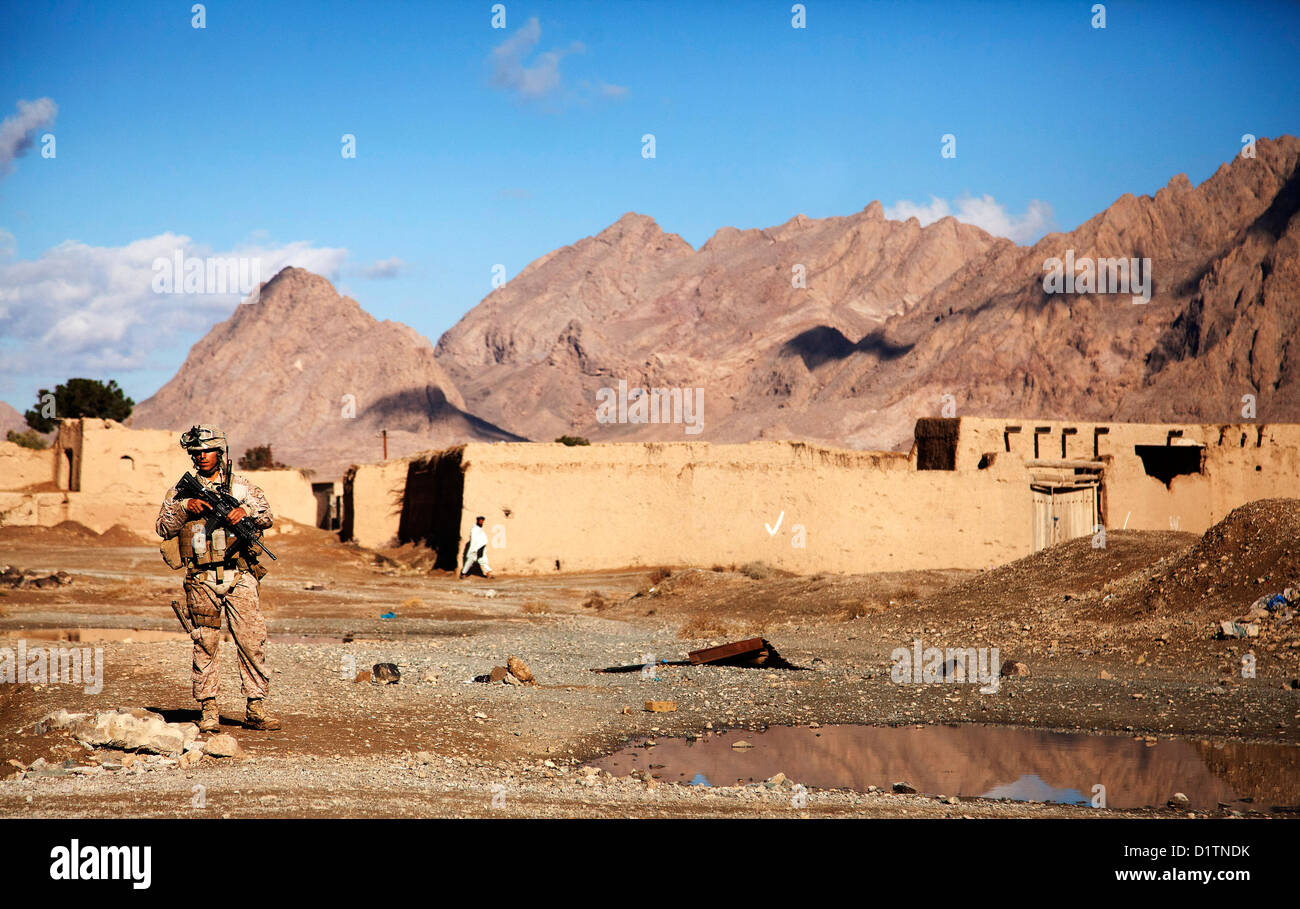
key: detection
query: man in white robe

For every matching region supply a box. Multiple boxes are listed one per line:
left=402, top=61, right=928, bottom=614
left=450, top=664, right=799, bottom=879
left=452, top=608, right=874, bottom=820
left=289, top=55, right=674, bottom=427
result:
left=460, top=514, right=493, bottom=578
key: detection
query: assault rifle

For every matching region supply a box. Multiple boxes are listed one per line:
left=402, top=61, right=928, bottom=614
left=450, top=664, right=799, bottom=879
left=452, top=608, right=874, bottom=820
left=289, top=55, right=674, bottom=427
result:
left=175, top=471, right=277, bottom=562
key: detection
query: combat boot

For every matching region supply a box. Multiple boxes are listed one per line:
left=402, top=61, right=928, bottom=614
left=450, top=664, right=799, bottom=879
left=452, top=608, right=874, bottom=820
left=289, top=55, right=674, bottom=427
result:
left=244, top=698, right=281, bottom=731
left=198, top=698, right=220, bottom=734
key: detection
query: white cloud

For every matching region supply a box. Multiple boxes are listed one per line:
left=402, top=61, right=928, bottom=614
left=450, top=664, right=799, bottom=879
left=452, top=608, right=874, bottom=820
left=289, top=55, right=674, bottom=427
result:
left=0, top=98, right=58, bottom=178
left=359, top=256, right=406, bottom=279
left=489, top=17, right=624, bottom=105
left=884, top=194, right=1053, bottom=245
left=0, top=232, right=347, bottom=378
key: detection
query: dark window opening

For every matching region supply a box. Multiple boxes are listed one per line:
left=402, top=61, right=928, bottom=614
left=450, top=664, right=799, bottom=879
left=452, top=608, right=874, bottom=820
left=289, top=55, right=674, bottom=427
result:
left=1033, top=427, right=1051, bottom=459
left=1061, top=427, right=1078, bottom=458
left=1135, top=444, right=1204, bottom=487
left=1093, top=427, right=1109, bottom=458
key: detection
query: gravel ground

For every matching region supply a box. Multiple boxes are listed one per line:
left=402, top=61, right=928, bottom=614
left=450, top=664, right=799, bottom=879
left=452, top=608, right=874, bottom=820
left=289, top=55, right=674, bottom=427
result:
left=1, top=520, right=1296, bottom=819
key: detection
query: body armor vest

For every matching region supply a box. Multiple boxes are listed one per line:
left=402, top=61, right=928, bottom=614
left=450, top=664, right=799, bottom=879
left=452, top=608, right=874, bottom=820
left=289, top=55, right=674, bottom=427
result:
left=176, top=477, right=257, bottom=585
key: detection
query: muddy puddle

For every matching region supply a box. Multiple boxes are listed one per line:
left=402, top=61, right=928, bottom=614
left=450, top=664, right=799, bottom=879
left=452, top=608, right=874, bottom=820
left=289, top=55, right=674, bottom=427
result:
left=592, top=724, right=1300, bottom=811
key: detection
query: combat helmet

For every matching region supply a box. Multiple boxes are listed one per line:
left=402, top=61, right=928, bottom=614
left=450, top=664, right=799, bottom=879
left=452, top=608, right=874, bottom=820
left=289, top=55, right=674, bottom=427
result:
left=180, top=424, right=232, bottom=486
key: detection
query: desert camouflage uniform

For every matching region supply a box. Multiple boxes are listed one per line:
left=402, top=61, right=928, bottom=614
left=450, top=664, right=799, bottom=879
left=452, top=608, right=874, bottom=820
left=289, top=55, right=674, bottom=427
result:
left=156, top=473, right=274, bottom=701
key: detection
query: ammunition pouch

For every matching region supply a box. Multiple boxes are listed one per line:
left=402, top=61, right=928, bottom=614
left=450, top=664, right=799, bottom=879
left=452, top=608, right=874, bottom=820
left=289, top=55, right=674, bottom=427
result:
left=238, top=554, right=268, bottom=582
left=160, top=535, right=184, bottom=570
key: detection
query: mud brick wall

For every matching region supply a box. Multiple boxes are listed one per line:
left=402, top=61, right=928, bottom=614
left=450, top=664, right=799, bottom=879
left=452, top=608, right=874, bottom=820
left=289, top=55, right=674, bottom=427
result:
left=0, top=419, right=319, bottom=537
left=953, top=417, right=1300, bottom=532
left=343, top=418, right=1300, bottom=574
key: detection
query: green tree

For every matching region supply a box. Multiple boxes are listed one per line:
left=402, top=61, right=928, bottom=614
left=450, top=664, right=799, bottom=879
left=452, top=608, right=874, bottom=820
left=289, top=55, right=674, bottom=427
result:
left=6, top=429, right=49, bottom=450
left=238, top=444, right=286, bottom=470
left=24, top=378, right=134, bottom=433
left=555, top=435, right=590, bottom=446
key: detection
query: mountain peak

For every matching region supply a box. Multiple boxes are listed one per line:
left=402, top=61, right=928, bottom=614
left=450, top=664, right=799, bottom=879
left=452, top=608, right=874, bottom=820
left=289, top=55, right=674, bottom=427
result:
left=130, top=267, right=514, bottom=479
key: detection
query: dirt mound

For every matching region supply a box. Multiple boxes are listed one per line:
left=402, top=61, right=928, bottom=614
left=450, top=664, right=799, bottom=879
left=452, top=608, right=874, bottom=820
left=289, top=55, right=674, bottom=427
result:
left=916, top=529, right=1198, bottom=617
left=97, top=524, right=151, bottom=546
left=0, top=521, right=151, bottom=546
left=606, top=566, right=970, bottom=637
left=373, top=542, right=444, bottom=574
left=1094, top=498, right=1300, bottom=620
left=0, top=521, right=100, bottom=542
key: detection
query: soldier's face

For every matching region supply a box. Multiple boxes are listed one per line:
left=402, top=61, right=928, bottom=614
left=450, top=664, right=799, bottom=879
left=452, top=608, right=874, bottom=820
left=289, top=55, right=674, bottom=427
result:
left=194, top=450, right=220, bottom=473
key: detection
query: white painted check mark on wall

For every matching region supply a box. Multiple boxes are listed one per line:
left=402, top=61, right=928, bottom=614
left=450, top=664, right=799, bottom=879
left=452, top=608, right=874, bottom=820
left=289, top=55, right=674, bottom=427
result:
left=765, top=511, right=784, bottom=536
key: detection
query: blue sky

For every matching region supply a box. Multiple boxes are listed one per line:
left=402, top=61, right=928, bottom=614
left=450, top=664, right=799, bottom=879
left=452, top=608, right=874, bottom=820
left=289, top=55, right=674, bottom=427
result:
left=2, top=0, right=1298, bottom=417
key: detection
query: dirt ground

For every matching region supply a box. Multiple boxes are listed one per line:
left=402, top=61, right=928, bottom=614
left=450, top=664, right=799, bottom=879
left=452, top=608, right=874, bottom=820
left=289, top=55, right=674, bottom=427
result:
left=1, top=502, right=1297, bottom=819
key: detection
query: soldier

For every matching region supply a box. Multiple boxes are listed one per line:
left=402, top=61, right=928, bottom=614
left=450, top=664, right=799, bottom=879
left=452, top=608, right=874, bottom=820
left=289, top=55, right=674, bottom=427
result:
left=156, top=424, right=281, bottom=733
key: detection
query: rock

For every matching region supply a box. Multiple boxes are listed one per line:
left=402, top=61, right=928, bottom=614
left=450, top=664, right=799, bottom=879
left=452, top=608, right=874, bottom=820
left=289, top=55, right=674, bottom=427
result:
left=1218, top=620, right=1259, bottom=639
left=1000, top=661, right=1029, bottom=678
left=946, top=796, right=960, bottom=805
left=644, top=700, right=677, bottom=713
left=420, top=669, right=439, bottom=684
left=372, top=663, right=400, bottom=684
left=506, top=656, right=535, bottom=684
left=1099, top=669, right=1113, bottom=680
left=61, top=708, right=199, bottom=756
left=892, top=781, right=917, bottom=794
left=503, top=672, right=521, bottom=686
left=353, top=670, right=372, bottom=683
left=43, top=709, right=92, bottom=730
left=730, top=739, right=754, bottom=750
left=1168, top=792, right=1190, bottom=809
left=179, top=750, right=204, bottom=768
left=764, top=772, right=787, bottom=789
left=203, top=734, right=240, bottom=757
left=489, top=666, right=509, bottom=683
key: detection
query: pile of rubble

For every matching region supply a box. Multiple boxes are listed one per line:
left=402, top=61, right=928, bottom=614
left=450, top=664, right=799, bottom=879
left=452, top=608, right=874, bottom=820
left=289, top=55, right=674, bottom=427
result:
left=474, top=656, right=537, bottom=686
left=1216, top=585, right=1300, bottom=640
left=22, top=708, right=244, bottom=774
left=0, top=566, right=73, bottom=589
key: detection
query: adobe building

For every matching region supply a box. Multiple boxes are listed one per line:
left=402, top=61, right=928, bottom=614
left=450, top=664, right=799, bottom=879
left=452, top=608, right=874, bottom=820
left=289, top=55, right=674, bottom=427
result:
left=342, top=417, right=1299, bottom=575
left=0, top=419, right=326, bottom=538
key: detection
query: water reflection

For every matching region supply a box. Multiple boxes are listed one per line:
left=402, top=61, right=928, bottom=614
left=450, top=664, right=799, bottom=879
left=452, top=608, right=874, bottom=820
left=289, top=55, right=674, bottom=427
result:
left=592, top=724, right=1300, bottom=810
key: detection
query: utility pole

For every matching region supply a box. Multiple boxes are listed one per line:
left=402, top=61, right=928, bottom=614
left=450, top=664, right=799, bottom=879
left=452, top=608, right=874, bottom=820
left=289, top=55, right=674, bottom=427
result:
left=382, top=429, right=388, bottom=460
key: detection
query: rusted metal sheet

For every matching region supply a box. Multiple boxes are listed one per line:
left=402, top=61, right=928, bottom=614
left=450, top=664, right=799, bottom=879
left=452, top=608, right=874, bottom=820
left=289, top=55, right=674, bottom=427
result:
left=592, top=637, right=801, bottom=673
left=689, top=637, right=769, bottom=665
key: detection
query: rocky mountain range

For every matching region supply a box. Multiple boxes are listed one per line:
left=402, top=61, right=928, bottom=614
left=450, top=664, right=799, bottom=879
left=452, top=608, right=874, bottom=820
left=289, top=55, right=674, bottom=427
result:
left=131, top=135, right=1299, bottom=478
left=438, top=135, right=1299, bottom=451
